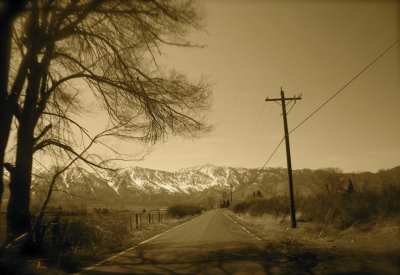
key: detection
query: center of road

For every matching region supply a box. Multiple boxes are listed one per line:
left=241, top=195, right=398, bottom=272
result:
left=80, top=209, right=268, bottom=274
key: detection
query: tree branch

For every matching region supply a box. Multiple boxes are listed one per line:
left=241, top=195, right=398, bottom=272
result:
left=33, top=123, right=52, bottom=143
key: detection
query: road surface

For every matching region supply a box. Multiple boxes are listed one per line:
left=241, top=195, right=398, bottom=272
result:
left=81, top=209, right=305, bottom=274
left=80, top=209, right=400, bottom=274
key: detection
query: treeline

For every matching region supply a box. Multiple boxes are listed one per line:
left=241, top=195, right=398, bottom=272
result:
left=233, top=182, right=400, bottom=229
left=167, top=204, right=204, bottom=218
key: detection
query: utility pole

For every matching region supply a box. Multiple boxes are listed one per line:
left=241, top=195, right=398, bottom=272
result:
left=221, top=191, right=227, bottom=208
left=230, top=184, right=233, bottom=203
left=265, top=88, right=302, bottom=228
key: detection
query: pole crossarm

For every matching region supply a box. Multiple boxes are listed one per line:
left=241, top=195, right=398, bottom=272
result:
left=265, top=96, right=302, bottom=102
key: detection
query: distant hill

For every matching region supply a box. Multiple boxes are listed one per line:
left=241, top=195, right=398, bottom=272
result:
left=21, top=164, right=400, bottom=210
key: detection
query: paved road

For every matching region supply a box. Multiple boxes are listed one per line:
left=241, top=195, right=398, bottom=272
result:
left=79, top=209, right=400, bottom=274
left=81, top=209, right=289, bottom=275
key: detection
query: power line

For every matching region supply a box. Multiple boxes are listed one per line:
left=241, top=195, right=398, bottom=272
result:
left=286, top=100, right=297, bottom=116
left=289, top=37, right=400, bottom=134
left=241, top=135, right=284, bottom=190
left=246, top=23, right=310, bottom=165
left=257, top=36, right=400, bottom=169
left=258, top=112, right=281, bottom=151
left=244, top=104, right=267, bottom=157
left=261, top=136, right=284, bottom=169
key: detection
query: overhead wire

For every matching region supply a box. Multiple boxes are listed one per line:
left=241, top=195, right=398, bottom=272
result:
left=241, top=36, right=308, bottom=182
left=250, top=20, right=312, bottom=170
left=253, top=111, right=282, bottom=164
left=255, top=36, right=400, bottom=172
left=286, top=100, right=297, bottom=116
left=243, top=104, right=266, bottom=157
left=248, top=106, right=272, bottom=161
left=242, top=24, right=299, bottom=162
left=290, top=37, right=400, bottom=134
left=244, top=44, right=296, bottom=163
left=261, top=136, right=285, bottom=169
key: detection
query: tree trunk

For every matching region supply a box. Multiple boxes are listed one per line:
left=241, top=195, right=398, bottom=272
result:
left=0, top=5, right=14, bottom=216
left=6, top=119, right=35, bottom=239
left=0, top=113, right=12, bottom=215
left=0, top=0, right=27, bottom=233
left=6, top=60, right=40, bottom=240
left=0, top=94, right=15, bottom=219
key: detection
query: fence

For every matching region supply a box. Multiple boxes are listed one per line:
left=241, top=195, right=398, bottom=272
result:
left=0, top=209, right=169, bottom=245
left=127, top=210, right=168, bottom=230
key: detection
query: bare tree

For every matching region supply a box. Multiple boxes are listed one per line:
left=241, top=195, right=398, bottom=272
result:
left=3, top=0, right=212, bottom=240
left=32, top=124, right=126, bottom=245
left=0, top=0, right=27, bottom=218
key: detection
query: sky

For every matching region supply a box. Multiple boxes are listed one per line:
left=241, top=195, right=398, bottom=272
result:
left=93, top=0, right=400, bottom=173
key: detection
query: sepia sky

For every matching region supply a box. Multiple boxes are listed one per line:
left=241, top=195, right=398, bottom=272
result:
left=107, top=0, right=400, bottom=173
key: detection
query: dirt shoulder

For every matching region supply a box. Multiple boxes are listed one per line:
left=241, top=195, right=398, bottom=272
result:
left=225, top=210, right=400, bottom=274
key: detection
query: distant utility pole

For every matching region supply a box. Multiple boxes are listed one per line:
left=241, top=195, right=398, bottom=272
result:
left=230, top=184, right=233, bottom=203
left=265, top=88, right=302, bottom=229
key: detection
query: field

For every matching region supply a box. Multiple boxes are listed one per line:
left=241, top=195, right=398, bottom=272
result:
left=233, top=177, right=400, bottom=229
left=226, top=211, right=400, bottom=274
left=229, top=182, right=400, bottom=273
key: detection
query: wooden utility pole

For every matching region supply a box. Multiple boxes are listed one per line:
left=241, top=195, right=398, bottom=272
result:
left=230, top=184, right=233, bottom=203
left=265, top=88, right=302, bottom=228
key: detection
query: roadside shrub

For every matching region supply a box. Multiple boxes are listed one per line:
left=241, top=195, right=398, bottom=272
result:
left=237, top=184, right=400, bottom=230
left=39, top=212, right=133, bottom=256
left=233, top=201, right=252, bottom=214
left=233, top=197, right=290, bottom=217
left=300, top=184, right=400, bottom=229
left=167, top=204, right=204, bottom=218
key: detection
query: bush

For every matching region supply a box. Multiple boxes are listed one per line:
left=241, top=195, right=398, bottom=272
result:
left=235, top=184, right=400, bottom=229
left=17, top=211, right=135, bottom=273
left=167, top=204, right=204, bottom=218
left=300, top=184, right=400, bottom=229
left=37, top=212, right=133, bottom=257
left=233, top=197, right=289, bottom=217
left=59, top=214, right=131, bottom=251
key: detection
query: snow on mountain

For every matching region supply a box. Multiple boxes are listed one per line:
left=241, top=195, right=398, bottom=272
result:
left=30, top=164, right=248, bottom=206
left=30, top=164, right=398, bottom=208
left=127, top=164, right=244, bottom=194
left=112, top=165, right=234, bottom=194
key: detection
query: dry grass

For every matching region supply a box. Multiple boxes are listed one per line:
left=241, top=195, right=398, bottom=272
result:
left=228, top=211, right=400, bottom=254
left=233, top=184, right=400, bottom=230
left=0, top=211, right=195, bottom=274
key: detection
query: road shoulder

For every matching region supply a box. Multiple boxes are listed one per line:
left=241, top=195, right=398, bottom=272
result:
left=225, top=210, right=400, bottom=274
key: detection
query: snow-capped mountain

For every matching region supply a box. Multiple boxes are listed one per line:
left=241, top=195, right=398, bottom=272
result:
left=30, top=164, right=271, bottom=208
left=101, top=164, right=244, bottom=196
left=29, top=164, right=400, bottom=209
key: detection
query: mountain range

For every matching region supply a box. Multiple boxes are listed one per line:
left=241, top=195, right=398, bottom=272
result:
left=23, top=164, right=400, bottom=210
